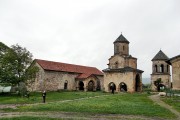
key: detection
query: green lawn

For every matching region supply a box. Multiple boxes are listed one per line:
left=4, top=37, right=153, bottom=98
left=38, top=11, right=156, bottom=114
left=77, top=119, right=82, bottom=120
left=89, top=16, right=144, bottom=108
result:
left=0, top=91, right=107, bottom=104
left=0, top=116, right=65, bottom=120
left=161, top=96, right=180, bottom=112
left=14, top=93, right=176, bottom=119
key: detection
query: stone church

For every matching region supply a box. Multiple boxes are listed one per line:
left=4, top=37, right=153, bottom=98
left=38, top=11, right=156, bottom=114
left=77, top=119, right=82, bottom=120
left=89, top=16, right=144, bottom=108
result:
left=166, top=54, right=180, bottom=90
left=29, top=59, right=103, bottom=91
left=151, top=50, right=171, bottom=91
left=103, top=34, right=144, bottom=93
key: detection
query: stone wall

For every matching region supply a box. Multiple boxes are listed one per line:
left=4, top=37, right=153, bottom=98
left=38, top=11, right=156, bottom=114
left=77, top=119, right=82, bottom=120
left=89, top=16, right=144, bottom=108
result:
left=103, top=72, right=141, bottom=92
left=171, top=58, right=180, bottom=90
left=151, top=74, right=171, bottom=91
left=28, top=62, right=104, bottom=92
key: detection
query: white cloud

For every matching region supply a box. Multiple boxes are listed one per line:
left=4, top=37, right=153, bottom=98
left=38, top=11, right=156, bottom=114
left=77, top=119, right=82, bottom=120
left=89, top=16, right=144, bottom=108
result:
left=0, top=0, right=179, bottom=78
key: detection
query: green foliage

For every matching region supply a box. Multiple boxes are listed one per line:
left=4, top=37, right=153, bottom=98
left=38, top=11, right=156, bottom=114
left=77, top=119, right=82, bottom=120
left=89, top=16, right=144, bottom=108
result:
left=154, top=78, right=163, bottom=91
left=0, top=42, right=38, bottom=87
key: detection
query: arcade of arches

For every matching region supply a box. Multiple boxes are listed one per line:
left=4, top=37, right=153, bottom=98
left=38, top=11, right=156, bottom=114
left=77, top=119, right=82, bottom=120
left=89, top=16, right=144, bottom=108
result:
left=76, top=76, right=100, bottom=91
left=107, top=74, right=141, bottom=92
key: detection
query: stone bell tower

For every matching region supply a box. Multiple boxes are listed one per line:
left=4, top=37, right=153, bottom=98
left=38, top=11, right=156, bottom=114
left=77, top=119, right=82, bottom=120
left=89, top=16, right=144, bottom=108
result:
left=114, top=34, right=129, bottom=56
left=151, top=50, right=171, bottom=91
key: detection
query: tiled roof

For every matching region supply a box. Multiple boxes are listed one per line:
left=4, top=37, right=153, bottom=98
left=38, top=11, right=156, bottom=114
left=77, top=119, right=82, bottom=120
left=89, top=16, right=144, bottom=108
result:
left=35, top=59, right=103, bottom=78
left=102, top=67, right=144, bottom=73
left=76, top=73, right=92, bottom=79
left=152, top=50, right=169, bottom=61
left=166, top=54, right=180, bottom=65
left=114, top=34, right=129, bottom=44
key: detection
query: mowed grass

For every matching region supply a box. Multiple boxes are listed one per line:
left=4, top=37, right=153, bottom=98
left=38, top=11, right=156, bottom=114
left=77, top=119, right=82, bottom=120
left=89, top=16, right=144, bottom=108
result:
left=161, top=96, right=180, bottom=112
left=0, top=91, right=107, bottom=104
left=16, top=93, right=176, bottom=119
left=0, top=116, right=65, bottom=120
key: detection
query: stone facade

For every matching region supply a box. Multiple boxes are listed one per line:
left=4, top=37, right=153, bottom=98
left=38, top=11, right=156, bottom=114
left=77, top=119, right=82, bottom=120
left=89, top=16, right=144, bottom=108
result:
left=167, top=55, right=180, bottom=90
left=28, top=59, right=103, bottom=92
left=103, top=34, right=143, bottom=93
left=151, top=50, right=171, bottom=91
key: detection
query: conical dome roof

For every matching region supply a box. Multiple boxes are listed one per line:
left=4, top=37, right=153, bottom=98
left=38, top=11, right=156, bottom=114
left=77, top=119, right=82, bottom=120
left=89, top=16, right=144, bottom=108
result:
left=114, top=34, right=129, bottom=44
left=152, top=50, right=169, bottom=61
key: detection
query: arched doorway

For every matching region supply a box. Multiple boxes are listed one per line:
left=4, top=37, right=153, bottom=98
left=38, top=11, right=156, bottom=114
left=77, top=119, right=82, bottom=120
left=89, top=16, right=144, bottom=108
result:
left=119, top=82, right=127, bottom=92
left=88, top=80, right=94, bottom=91
left=79, top=81, right=84, bottom=91
left=135, top=74, right=141, bottom=92
left=64, top=80, right=68, bottom=90
left=108, top=82, right=116, bottom=92
left=158, top=84, right=166, bottom=92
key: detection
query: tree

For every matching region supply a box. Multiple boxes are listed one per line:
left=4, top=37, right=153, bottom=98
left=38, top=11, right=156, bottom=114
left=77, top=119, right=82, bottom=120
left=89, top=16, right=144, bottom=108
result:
left=25, top=62, right=39, bottom=92
left=0, top=43, right=38, bottom=86
left=154, top=78, right=162, bottom=91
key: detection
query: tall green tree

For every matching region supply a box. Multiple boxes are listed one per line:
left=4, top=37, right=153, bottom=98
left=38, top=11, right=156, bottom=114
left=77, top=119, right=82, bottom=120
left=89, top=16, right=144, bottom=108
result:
left=0, top=43, right=38, bottom=86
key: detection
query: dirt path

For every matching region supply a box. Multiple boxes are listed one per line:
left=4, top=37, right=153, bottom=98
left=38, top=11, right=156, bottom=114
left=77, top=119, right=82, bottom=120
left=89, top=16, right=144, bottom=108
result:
left=149, top=94, right=180, bottom=120
left=0, top=111, right=164, bottom=120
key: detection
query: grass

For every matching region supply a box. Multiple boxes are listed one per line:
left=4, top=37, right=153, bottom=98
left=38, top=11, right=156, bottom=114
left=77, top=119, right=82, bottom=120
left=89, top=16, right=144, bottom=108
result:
left=161, top=96, right=180, bottom=112
left=12, top=93, right=176, bottom=119
left=0, top=91, right=107, bottom=104
left=0, top=116, right=69, bottom=120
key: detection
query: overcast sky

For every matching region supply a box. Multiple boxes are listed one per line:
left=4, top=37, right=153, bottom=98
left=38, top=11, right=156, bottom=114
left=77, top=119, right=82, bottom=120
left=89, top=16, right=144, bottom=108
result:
left=0, top=0, right=179, bottom=78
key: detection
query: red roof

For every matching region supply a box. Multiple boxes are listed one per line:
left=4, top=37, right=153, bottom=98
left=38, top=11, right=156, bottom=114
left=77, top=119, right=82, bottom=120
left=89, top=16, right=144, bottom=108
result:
left=35, top=59, right=103, bottom=78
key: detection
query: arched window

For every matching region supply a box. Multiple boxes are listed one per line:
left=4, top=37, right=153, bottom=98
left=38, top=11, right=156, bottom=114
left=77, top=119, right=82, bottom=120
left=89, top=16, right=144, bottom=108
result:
left=155, top=65, right=158, bottom=72
left=167, top=65, right=169, bottom=72
left=64, top=80, right=68, bottom=90
left=123, top=46, right=125, bottom=51
left=115, top=62, right=118, bottom=68
left=160, top=64, right=164, bottom=73
left=115, top=45, right=119, bottom=54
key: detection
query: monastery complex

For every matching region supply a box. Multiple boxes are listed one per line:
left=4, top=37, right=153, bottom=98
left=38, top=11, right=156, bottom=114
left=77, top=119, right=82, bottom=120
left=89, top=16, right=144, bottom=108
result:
left=30, top=34, right=180, bottom=92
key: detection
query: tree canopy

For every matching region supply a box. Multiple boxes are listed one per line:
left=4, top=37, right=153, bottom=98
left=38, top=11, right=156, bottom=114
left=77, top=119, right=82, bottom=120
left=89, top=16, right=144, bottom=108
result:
left=0, top=42, right=38, bottom=86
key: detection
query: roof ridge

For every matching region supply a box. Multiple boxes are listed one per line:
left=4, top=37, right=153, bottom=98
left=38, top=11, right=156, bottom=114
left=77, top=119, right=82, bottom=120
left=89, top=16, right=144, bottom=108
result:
left=114, top=34, right=129, bottom=44
left=35, top=59, right=103, bottom=76
left=152, top=50, right=169, bottom=61
left=35, top=59, right=97, bottom=69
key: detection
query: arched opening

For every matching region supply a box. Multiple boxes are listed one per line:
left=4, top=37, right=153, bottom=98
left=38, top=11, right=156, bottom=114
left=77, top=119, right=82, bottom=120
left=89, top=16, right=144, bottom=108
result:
left=114, top=45, right=119, bottom=54
left=135, top=74, right=141, bottom=92
left=115, top=62, right=118, bottom=68
left=79, top=81, right=84, bottom=91
left=64, top=80, right=68, bottom=90
left=155, top=65, right=158, bottom=72
left=119, top=82, right=127, bottom=92
left=108, top=82, right=116, bottom=92
left=96, top=79, right=101, bottom=91
left=160, top=64, right=164, bottom=73
left=123, top=46, right=125, bottom=51
left=157, top=84, right=166, bottom=92
left=88, top=80, right=94, bottom=91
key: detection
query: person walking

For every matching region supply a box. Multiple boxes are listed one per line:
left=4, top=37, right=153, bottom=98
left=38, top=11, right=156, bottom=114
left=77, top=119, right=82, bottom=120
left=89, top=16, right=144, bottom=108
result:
left=42, top=90, right=46, bottom=103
